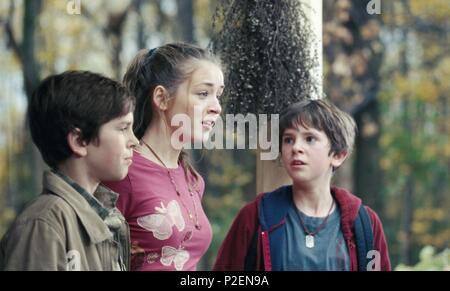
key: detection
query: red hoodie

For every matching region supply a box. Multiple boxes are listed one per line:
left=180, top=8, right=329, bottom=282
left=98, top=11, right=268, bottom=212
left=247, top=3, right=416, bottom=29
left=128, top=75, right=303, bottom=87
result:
left=213, top=186, right=391, bottom=271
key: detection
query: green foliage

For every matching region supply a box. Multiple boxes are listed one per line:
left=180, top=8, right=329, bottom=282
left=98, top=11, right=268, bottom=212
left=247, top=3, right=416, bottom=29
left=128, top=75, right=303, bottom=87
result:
left=379, top=0, right=450, bottom=266
left=200, top=149, right=255, bottom=269
left=395, top=246, right=450, bottom=271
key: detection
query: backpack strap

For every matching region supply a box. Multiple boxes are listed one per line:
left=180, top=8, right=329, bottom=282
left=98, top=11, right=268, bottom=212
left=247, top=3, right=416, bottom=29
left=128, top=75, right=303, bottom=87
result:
left=245, top=195, right=375, bottom=271
left=354, top=205, right=374, bottom=271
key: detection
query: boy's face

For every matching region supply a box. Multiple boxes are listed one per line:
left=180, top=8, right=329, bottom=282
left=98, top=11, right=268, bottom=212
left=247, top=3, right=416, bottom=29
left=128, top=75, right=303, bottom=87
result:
left=85, top=111, right=138, bottom=182
left=281, top=125, right=347, bottom=186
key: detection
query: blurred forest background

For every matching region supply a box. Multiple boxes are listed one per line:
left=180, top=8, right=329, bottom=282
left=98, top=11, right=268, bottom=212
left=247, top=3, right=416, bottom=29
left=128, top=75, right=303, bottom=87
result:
left=0, top=0, right=448, bottom=270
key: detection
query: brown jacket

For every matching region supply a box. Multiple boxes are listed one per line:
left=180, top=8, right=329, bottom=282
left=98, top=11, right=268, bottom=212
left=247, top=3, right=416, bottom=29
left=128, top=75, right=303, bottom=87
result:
left=0, top=170, right=130, bottom=271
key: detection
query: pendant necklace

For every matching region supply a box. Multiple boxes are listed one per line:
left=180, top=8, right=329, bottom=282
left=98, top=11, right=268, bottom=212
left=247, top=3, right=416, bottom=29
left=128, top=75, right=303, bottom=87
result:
left=141, top=140, right=201, bottom=230
left=296, top=198, right=335, bottom=248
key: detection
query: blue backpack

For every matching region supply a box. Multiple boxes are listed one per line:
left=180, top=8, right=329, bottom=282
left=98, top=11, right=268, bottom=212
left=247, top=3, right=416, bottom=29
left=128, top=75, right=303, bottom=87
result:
left=244, top=203, right=374, bottom=271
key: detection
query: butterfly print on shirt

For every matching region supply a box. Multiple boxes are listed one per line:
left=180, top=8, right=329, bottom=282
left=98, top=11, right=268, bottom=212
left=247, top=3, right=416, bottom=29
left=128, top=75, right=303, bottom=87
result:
left=137, top=200, right=186, bottom=240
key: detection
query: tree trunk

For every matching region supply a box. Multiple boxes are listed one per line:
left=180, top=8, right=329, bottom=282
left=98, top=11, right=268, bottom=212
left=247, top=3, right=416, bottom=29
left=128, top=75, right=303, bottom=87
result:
left=176, top=0, right=195, bottom=43
left=398, top=0, right=414, bottom=264
left=354, top=99, right=382, bottom=210
left=21, top=0, right=44, bottom=201
left=135, top=0, right=146, bottom=49
left=323, top=0, right=384, bottom=210
left=21, top=0, right=42, bottom=98
left=350, top=0, right=384, bottom=211
left=256, top=0, right=323, bottom=194
left=401, top=174, right=414, bottom=265
left=255, top=150, right=290, bottom=195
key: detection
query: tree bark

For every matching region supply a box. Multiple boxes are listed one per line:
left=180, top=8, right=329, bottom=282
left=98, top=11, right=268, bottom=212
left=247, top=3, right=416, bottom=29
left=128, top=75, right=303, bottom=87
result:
left=354, top=99, right=382, bottom=210
left=135, top=0, right=146, bottom=49
left=21, top=0, right=42, bottom=96
left=176, top=0, right=195, bottom=43
left=256, top=0, right=323, bottom=194
left=398, top=0, right=414, bottom=265
left=323, top=0, right=384, bottom=211
left=401, top=173, right=414, bottom=264
left=4, top=0, right=45, bottom=203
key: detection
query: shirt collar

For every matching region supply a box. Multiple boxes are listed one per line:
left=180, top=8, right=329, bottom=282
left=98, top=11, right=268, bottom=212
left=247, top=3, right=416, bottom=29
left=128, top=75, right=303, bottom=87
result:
left=52, top=169, right=111, bottom=220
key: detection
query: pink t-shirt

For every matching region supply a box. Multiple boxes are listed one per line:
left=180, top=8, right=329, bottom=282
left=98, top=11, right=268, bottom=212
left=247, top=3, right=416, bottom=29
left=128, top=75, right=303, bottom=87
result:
left=104, top=151, right=212, bottom=271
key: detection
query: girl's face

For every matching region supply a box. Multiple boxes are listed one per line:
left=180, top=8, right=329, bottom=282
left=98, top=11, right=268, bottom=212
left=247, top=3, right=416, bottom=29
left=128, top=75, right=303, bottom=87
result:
left=167, top=61, right=224, bottom=146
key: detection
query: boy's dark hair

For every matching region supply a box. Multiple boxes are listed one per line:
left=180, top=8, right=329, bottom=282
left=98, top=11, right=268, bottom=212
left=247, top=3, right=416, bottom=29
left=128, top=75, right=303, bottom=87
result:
left=279, top=99, right=357, bottom=155
left=28, top=70, right=135, bottom=168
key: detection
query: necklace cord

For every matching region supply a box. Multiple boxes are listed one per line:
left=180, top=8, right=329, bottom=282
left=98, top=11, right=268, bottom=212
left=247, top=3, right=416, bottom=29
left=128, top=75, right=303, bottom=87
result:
left=141, top=140, right=202, bottom=230
left=297, top=199, right=335, bottom=236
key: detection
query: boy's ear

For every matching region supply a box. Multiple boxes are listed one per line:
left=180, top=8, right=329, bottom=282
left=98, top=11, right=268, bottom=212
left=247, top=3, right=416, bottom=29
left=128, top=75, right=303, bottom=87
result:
left=152, top=85, right=171, bottom=111
left=67, top=128, right=88, bottom=157
left=331, top=150, right=348, bottom=169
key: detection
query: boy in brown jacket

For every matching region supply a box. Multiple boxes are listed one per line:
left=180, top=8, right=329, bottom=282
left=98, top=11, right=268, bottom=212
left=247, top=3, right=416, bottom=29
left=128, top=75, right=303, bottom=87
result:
left=0, top=71, right=138, bottom=270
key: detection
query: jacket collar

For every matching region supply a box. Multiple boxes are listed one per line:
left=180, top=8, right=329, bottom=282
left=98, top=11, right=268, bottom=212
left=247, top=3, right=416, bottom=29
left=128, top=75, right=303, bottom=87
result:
left=331, top=186, right=362, bottom=241
left=258, top=185, right=362, bottom=237
left=258, top=186, right=292, bottom=231
left=42, top=170, right=118, bottom=243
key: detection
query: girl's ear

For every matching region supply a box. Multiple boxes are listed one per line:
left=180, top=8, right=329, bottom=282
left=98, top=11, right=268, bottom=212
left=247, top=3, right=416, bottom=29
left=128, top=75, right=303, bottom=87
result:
left=152, top=85, right=170, bottom=111
left=331, top=150, right=348, bottom=169
left=67, top=128, right=88, bottom=157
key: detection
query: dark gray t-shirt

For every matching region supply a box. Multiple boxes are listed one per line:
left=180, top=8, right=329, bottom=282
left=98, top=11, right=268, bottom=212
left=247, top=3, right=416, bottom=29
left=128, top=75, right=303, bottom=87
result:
left=281, top=202, right=350, bottom=271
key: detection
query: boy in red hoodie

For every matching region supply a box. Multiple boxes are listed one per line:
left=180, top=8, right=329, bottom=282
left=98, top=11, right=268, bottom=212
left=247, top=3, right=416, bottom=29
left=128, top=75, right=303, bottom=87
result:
left=214, top=99, right=390, bottom=271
